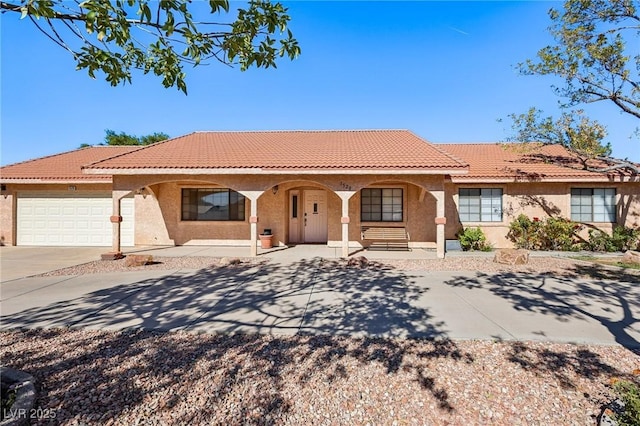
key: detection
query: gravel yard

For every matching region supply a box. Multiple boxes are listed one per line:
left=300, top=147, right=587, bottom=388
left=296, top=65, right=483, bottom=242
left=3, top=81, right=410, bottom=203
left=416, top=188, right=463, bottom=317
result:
left=6, top=255, right=638, bottom=424
left=1, top=329, right=638, bottom=425
left=36, top=254, right=624, bottom=277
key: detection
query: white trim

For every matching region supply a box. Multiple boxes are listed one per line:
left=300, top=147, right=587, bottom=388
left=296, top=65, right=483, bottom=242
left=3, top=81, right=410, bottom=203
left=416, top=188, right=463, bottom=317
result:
left=289, top=190, right=301, bottom=244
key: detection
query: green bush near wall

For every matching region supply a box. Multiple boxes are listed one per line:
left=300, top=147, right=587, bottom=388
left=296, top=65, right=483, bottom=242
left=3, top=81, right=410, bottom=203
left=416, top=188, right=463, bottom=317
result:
left=457, top=227, right=493, bottom=252
left=506, top=214, right=583, bottom=251
left=507, top=214, right=640, bottom=252
left=586, top=226, right=640, bottom=252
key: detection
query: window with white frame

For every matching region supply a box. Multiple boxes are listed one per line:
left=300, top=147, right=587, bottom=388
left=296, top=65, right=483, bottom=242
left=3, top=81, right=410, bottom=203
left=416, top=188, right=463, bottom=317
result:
left=361, top=188, right=403, bottom=222
left=182, top=188, right=245, bottom=221
left=570, top=188, right=616, bottom=222
left=458, top=188, right=503, bottom=222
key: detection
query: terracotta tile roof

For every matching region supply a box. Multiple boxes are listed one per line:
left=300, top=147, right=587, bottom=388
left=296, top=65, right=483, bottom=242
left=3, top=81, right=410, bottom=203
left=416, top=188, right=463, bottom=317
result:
left=84, top=130, right=468, bottom=172
left=438, top=143, right=636, bottom=182
left=1, top=146, right=141, bottom=182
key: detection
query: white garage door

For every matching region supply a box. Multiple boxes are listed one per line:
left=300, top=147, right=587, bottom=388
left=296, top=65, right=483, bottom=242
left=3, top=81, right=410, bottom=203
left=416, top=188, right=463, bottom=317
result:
left=17, top=193, right=134, bottom=247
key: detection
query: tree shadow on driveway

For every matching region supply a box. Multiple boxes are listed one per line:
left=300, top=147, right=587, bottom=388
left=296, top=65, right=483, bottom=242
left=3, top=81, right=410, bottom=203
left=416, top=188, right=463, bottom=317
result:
left=443, top=263, right=640, bottom=350
left=2, top=259, right=637, bottom=423
left=2, top=257, right=446, bottom=339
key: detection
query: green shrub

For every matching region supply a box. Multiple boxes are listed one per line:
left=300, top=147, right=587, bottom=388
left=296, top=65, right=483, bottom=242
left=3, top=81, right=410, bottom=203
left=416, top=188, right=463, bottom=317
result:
left=542, top=217, right=583, bottom=251
left=457, top=227, right=493, bottom=251
left=612, top=226, right=640, bottom=251
left=506, top=214, right=541, bottom=250
left=613, top=379, right=640, bottom=426
left=587, top=226, right=640, bottom=252
left=507, top=214, right=582, bottom=251
left=587, top=229, right=616, bottom=252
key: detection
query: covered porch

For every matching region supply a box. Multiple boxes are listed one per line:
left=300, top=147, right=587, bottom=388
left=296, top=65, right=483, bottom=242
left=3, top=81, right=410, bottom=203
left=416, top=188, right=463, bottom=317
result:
left=104, top=174, right=451, bottom=259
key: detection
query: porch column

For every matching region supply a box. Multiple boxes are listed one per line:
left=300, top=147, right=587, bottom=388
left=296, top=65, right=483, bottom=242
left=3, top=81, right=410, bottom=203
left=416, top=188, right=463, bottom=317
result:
left=103, top=190, right=129, bottom=260
left=335, top=191, right=356, bottom=258
left=238, top=191, right=264, bottom=257
left=433, top=190, right=446, bottom=259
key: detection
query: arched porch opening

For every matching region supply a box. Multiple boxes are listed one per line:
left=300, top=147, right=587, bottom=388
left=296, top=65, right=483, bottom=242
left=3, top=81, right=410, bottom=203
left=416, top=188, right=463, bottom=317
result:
left=255, top=179, right=339, bottom=248
left=347, top=176, right=447, bottom=258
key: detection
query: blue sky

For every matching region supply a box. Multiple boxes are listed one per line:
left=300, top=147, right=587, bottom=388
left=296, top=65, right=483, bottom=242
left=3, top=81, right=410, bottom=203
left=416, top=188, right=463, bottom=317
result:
left=2, top=1, right=638, bottom=166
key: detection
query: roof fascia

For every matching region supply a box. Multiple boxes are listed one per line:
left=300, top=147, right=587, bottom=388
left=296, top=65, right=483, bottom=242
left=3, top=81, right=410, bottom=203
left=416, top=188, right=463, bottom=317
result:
left=450, top=176, right=636, bottom=183
left=83, top=168, right=470, bottom=175
left=0, top=178, right=112, bottom=184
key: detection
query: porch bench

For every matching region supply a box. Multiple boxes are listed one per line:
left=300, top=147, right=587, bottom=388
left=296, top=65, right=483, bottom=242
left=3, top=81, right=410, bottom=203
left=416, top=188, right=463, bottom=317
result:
left=360, top=226, right=410, bottom=251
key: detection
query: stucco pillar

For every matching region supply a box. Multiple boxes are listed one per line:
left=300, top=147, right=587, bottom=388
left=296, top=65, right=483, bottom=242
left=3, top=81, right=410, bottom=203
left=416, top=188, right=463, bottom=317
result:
left=433, top=189, right=446, bottom=259
left=238, top=191, right=264, bottom=257
left=103, top=190, right=129, bottom=260
left=335, top=191, right=356, bottom=258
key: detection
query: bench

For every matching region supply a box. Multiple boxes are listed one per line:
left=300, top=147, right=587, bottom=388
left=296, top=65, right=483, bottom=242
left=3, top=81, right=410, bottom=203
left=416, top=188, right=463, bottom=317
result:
left=361, top=226, right=410, bottom=251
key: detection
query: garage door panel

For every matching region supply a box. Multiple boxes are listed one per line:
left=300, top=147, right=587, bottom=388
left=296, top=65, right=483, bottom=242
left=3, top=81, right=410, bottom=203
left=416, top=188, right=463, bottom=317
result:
left=17, top=193, right=134, bottom=247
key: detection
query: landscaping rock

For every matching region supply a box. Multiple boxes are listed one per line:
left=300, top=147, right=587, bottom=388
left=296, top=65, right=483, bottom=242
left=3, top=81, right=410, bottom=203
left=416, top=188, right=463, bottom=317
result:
left=100, top=252, right=124, bottom=261
left=622, top=250, right=640, bottom=264
left=217, top=257, right=242, bottom=267
left=493, top=249, right=529, bottom=265
left=347, top=256, right=369, bottom=268
left=0, top=367, right=37, bottom=426
left=124, top=255, right=153, bottom=267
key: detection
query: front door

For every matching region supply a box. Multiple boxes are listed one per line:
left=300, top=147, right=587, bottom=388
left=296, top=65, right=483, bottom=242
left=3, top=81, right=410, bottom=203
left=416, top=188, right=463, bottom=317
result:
left=303, top=190, right=328, bottom=243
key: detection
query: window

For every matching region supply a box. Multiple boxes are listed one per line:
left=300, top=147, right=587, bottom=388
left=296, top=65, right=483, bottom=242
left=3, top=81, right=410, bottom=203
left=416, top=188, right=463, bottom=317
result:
left=291, top=195, right=298, bottom=218
left=182, top=188, right=245, bottom=221
left=459, top=188, right=503, bottom=222
left=361, top=188, right=403, bottom=222
left=571, top=188, right=616, bottom=222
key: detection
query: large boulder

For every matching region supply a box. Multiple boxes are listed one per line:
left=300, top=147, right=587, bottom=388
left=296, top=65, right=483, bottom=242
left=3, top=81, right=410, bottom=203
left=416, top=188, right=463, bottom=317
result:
left=347, top=256, right=369, bottom=268
left=622, top=250, right=640, bottom=264
left=494, top=249, right=529, bottom=265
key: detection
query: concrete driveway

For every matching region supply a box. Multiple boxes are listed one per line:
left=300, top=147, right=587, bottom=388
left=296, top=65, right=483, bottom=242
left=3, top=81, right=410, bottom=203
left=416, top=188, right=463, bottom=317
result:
left=0, top=246, right=107, bottom=281
left=1, top=253, right=639, bottom=348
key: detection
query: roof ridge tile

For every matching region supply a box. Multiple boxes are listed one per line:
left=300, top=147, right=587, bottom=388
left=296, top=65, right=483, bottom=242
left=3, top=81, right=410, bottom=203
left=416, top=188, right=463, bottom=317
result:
left=81, top=133, right=195, bottom=169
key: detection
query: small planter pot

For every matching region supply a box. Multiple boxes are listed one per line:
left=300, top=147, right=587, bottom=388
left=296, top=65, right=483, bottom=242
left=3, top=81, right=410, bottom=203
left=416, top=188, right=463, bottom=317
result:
left=259, top=234, right=274, bottom=249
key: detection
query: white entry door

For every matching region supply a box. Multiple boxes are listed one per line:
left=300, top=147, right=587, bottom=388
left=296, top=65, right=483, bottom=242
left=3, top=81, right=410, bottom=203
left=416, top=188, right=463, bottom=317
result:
left=303, top=190, right=328, bottom=243
left=17, top=192, right=134, bottom=246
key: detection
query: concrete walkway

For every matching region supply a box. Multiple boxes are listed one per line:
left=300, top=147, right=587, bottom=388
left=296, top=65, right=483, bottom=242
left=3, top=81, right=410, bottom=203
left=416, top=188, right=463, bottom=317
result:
left=1, top=247, right=638, bottom=348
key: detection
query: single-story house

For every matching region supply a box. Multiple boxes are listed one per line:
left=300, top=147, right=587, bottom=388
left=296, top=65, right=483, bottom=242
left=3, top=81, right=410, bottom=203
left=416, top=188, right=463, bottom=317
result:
left=1, top=130, right=638, bottom=258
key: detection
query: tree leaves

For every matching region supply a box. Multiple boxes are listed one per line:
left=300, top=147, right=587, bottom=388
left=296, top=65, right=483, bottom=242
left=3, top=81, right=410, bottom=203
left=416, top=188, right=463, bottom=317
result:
left=521, top=0, right=639, bottom=118
left=103, top=129, right=169, bottom=146
left=2, top=0, right=301, bottom=94
left=509, top=0, right=639, bottom=174
left=508, top=108, right=639, bottom=173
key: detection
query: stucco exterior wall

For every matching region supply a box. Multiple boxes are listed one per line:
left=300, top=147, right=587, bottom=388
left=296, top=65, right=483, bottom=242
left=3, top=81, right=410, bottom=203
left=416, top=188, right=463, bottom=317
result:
left=342, top=183, right=437, bottom=247
left=447, top=181, right=640, bottom=248
left=112, top=175, right=444, bottom=247
left=3, top=175, right=638, bottom=250
left=0, top=192, right=14, bottom=246
left=146, top=181, right=249, bottom=246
